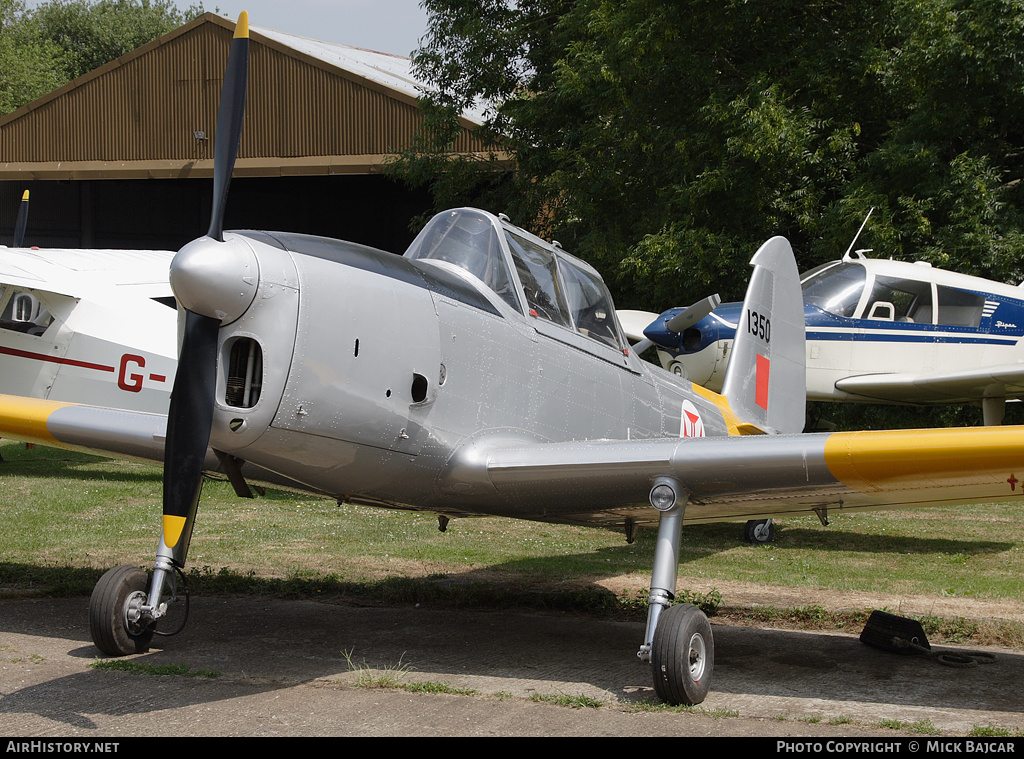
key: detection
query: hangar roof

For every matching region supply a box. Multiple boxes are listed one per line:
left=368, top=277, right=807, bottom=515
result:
left=0, top=13, right=496, bottom=181
left=252, top=24, right=489, bottom=126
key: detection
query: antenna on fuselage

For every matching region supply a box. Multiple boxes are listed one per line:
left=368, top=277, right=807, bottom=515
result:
left=842, top=207, right=874, bottom=261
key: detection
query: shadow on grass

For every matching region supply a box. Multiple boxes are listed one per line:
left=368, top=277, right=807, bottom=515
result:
left=676, top=521, right=1014, bottom=557
left=0, top=561, right=649, bottom=619
left=0, top=443, right=298, bottom=501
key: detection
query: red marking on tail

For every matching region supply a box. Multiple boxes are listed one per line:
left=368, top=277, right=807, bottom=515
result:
left=755, top=353, right=770, bottom=410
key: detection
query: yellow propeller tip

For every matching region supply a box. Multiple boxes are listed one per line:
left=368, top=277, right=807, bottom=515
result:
left=234, top=10, right=249, bottom=39
left=163, top=514, right=188, bottom=549
left=21, top=190, right=29, bottom=201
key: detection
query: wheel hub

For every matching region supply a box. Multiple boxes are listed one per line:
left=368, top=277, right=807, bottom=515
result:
left=688, top=632, right=707, bottom=681
left=123, top=590, right=150, bottom=636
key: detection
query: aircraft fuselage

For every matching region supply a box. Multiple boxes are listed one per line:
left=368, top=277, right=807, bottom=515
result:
left=200, top=226, right=730, bottom=520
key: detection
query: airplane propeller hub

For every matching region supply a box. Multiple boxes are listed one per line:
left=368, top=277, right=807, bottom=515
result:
left=169, top=235, right=259, bottom=324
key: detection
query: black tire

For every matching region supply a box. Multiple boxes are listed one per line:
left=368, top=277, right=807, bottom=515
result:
left=744, top=519, right=775, bottom=544
left=89, top=565, right=155, bottom=656
left=651, top=603, right=714, bottom=705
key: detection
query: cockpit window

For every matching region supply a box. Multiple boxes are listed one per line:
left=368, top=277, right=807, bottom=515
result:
left=802, top=262, right=866, bottom=317
left=558, top=257, right=622, bottom=349
left=405, top=209, right=521, bottom=312
left=504, top=231, right=573, bottom=327
left=865, top=275, right=933, bottom=322
left=0, top=288, right=53, bottom=336
left=408, top=209, right=626, bottom=352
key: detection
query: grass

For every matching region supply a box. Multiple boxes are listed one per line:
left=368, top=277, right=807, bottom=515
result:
left=88, top=660, right=221, bottom=678
left=401, top=681, right=478, bottom=696
left=529, top=692, right=604, bottom=709
left=877, top=718, right=942, bottom=734
left=1, top=441, right=1023, bottom=649
left=341, top=648, right=413, bottom=689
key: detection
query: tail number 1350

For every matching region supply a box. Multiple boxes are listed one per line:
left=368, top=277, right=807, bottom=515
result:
left=745, top=309, right=770, bottom=344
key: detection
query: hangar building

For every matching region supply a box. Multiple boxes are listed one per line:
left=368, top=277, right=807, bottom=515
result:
left=0, top=12, right=492, bottom=253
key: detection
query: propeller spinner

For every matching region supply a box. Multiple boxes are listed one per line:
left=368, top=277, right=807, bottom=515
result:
left=631, top=294, right=722, bottom=356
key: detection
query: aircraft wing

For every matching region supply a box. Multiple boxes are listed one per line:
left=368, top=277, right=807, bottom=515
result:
left=0, top=394, right=167, bottom=462
left=0, top=394, right=316, bottom=495
left=444, top=425, right=1024, bottom=527
left=5, top=393, right=1023, bottom=530
left=834, top=364, right=1024, bottom=404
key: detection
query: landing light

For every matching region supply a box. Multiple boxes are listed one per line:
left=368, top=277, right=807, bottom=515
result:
left=650, top=480, right=678, bottom=511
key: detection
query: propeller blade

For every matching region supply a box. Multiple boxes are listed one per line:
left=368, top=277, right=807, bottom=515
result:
left=13, top=190, right=29, bottom=247
left=161, top=11, right=251, bottom=562
left=161, top=309, right=220, bottom=557
left=665, top=294, right=721, bottom=333
left=208, top=11, right=249, bottom=242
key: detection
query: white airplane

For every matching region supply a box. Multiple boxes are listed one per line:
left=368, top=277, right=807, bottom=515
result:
left=0, top=243, right=177, bottom=414
left=1, top=185, right=177, bottom=417
left=624, top=223, right=1024, bottom=427
left=3, top=13, right=1024, bottom=706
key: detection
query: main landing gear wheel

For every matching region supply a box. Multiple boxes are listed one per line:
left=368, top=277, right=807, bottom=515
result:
left=89, top=565, right=155, bottom=656
left=744, top=518, right=775, bottom=544
left=651, top=603, right=714, bottom=705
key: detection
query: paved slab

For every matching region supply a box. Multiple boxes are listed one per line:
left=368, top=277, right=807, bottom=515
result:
left=1, top=596, right=1021, bottom=737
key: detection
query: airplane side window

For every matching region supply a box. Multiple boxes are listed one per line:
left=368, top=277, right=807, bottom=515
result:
left=865, top=276, right=931, bottom=323
left=935, top=286, right=985, bottom=328
left=504, top=232, right=572, bottom=328
left=801, top=262, right=866, bottom=317
left=557, top=258, right=622, bottom=349
left=0, top=289, right=53, bottom=336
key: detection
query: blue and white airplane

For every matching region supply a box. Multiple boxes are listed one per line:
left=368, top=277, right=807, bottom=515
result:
left=622, top=244, right=1024, bottom=427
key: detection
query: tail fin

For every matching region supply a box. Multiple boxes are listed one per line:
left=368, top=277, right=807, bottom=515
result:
left=721, top=237, right=806, bottom=434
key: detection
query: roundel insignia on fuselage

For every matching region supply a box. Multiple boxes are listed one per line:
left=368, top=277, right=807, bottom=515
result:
left=681, top=399, right=705, bottom=438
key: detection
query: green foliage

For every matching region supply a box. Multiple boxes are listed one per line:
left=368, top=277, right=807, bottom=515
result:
left=343, top=649, right=413, bottom=688
left=0, top=0, right=204, bottom=114
left=675, top=587, right=722, bottom=616
left=397, top=0, right=1024, bottom=309
left=0, top=0, right=63, bottom=113
left=89, top=659, right=221, bottom=677
left=529, top=692, right=603, bottom=708
left=400, top=680, right=479, bottom=696
left=28, top=0, right=205, bottom=81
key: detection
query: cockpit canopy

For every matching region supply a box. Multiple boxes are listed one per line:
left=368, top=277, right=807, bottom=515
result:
left=801, top=259, right=987, bottom=327
left=405, top=209, right=624, bottom=350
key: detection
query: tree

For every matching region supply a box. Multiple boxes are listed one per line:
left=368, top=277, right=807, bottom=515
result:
left=397, top=0, right=1024, bottom=310
left=0, top=0, right=63, bottom=113
left=0, top=0, right=204, bottom=115
left=28, top=0, right=204, bottom=81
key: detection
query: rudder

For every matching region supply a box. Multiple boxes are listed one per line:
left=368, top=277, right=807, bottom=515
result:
left=720, top=237, right=806, bottom=434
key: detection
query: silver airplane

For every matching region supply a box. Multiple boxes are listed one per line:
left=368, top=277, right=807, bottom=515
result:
left=3, top=13, right=1024, bottom=706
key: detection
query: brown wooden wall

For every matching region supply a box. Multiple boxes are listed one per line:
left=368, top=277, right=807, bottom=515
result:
left=0, top=14, right=488, bottom=175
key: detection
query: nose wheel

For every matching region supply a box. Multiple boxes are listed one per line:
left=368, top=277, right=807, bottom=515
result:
left=89, top=565, right=156, bottom=656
